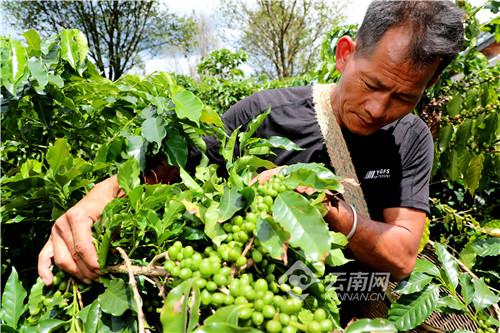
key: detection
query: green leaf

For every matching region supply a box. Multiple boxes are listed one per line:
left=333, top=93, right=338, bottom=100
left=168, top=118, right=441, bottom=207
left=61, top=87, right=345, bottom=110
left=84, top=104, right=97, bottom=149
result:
left=195, top=323, right=263, bottom=333
left=255, top=217, right=290, bottom=260
left=249, top=136, right=304, bottom=152
left=472, top=278, right=499, bottom=311
left=204, top=201, right=226, bottom=246
left=180, top=167, right=202, bottom=191
left=446, top=94, right=462, bottom=116
left=164, top=128, right=188, bottom=168
left=394, top=272, right=434, bottom=295
left=222, top=127, right=240, bottom=168
left=232, top=156, right=277, bottom=176
left=173, top=90, right=203, bottom=125
left=471, top=237, right=500, bottom=257
left=27, top=278, right=44, bottom=315
left=418, top=217, right=430, bottom=253
left=436, top=295, right=465, bottom=312
left=459, top=244, right=477, bottom=269
left=325, top=248, right=351, bottom=266
left=272, top=191, right=331, bottom=262
left=0, top=267, right=27, bottom=328
left=455, top=119, right=473, bottom=154
left=438, top=124, right=453, bottom=152
left=59, top=29, right=88, bottom=73
left=98, top=279, right=134, bottom=316
left=282, top=163, right=343, bottom=193
left=117, top=159, right=140, bottom=195
left=218, top=186, right=245, bottom=222
left=160, top=280, right=198, bottom=333
left=46, top=138, right=71, bottom=173
left=23, top=29, right=41, bottom=56
left=345, top=318, right=397, bottom=333
left=388, top=284, right=440, bottom=331
left=435, top=243, right=459, bottom=291
left=1, top=39, right=28, bottom=95
left=413, top=258, right=440, bottom=277
left=204, top=305, right=248, bottom=326
left=141, top=117, right=167, bottom=147
left=238, top=109, right=271, bottom=150
left=37, top=319, right=66, bottom=333
left=458, top=273, right=474, bottom=305
left=28, top=58, right=48, bottom=89
left=78, top=300, right=100, bottom=333
left=464, top=154, right=484, bottom=195
left=124, top=134, right=147, bottom=170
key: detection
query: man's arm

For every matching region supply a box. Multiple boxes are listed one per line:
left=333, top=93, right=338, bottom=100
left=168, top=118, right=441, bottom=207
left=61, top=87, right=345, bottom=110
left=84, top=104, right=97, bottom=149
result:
left=325, top=201, right=425, bottom=281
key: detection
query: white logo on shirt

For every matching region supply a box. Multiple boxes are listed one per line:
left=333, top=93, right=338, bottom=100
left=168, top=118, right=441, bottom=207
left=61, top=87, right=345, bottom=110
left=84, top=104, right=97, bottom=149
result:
left=364, top=169, right=391, bottom=180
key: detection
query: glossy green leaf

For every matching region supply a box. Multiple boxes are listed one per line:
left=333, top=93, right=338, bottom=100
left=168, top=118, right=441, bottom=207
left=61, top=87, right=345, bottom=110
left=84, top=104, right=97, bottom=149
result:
left=232, top=156, right=277, bottom=176
left=435, top=242, right=459, bottom=291
left=222, top=127, right=240, bottom=168
left=249, top=136, right=304, bottom=152
left=255, top=217, right=290, bottom=260
left=459, top=244, right=477, bottom=269
left=436, top=295, right=465, bottom=312
left=141, top=116, right=167, bottom=147
left=1, top=39, right=28, bottom=95
left=28, top=58, right=48, bottom=89
left=0, top=267, right=27, bottom=328
left=413, top=258, right=440, bottom=277
left=98, top=278, right=134, bottom=316
left=394, top=272, right=434, bottom=295
left=476, top=112, right=498, bottom=145
left=46, top=138, right=71, bottom=173
left=27, top=278, right=44, bottom=315
left=23, top=29, right=41, bottom=56
left=204, top=201, right=226, bottom=246
left=164, top=128, right=188, bottom=167
left=200, top=106, right=224, bottom=127
left=160, top=280, right=196, bottom=333
left=218, top=186, right=245, bottom=222
left=282, top=163, right=343, bottom=192
left=273, top=191, right=330, bottom=262
left=388, top=284, right=440, bottom=331
left=470, top=237, right=500, bottom=257
left=446, top=94, right=462, bottom=116
left=345, top=318, right=397, bottom=333
left=59, top=29, right=87, bottom=72
left=458, top=273, right=474, bottom=305
left=117, top=159, right=140, bottom=195
left=455, top=119, right=473, bottom=153
left=238, top=109, right=270, bottom=150
left=325, top=248, right=351, bottom=266
left=472, top=278, right=499, bottom=311
left=124, top=134, right=147, bottom=170
left=78, top=300, right=100, bottom=333
left=180, top=167, right=202, bottom=191
left=438, top=124, right=453, bottom=152
left=37, top=319, right=66, bottom=333
left=173, top=89, right=203, bottom=125
left=464, top=154, right=484, bottom=195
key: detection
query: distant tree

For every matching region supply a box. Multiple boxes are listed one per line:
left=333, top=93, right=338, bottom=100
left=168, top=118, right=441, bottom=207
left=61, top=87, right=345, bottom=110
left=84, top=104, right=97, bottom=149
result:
left=197, top=49, right=248, bottom=80
left=2, top=0, right=196, bottom=80
left=220, top=0, right=346, bottom=79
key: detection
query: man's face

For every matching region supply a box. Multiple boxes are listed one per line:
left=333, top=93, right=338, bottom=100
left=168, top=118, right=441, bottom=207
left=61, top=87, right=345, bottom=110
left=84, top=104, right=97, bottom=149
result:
left=333, top=26, right=440, bottom=136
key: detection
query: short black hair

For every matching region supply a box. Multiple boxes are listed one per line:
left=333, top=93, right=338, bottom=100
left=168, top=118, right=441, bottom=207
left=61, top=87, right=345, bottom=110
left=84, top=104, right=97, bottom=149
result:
left=356, top=0, right=465, bottom=74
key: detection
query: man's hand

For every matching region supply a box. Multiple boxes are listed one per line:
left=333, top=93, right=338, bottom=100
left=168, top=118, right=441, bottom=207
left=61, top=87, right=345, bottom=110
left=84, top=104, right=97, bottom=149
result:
left=38, top=176, right=123, bottom=285
left=249, top=167, right=283, bottom=186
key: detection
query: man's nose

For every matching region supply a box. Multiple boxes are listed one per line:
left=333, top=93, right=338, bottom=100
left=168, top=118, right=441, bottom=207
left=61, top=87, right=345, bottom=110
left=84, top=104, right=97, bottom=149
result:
left=364, top=93, right=389, bottom=121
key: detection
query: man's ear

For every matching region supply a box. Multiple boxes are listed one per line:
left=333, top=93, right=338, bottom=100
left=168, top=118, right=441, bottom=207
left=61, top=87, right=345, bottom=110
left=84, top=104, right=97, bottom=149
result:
left=336, top=36, right=356, bottom=73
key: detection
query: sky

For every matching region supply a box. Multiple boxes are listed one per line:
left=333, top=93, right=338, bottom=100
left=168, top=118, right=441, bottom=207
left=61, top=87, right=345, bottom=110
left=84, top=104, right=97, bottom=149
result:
left=0, top=0, right=494, bottom=76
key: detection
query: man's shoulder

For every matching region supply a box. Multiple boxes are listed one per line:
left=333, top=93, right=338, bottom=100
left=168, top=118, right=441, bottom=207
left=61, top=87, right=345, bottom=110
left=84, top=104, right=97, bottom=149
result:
left=385, top=113, right=432, bottom=142
left=245, top=85, right=313, bottom=111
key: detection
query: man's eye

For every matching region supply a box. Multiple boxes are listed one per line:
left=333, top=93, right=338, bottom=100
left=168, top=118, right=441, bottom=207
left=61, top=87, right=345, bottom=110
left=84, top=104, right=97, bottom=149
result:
left=364, top=81, right=376, bottom=90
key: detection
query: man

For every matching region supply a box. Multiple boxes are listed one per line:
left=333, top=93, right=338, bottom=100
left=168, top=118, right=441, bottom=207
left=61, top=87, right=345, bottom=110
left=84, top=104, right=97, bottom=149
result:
left=38, top=0, right=464, bottom=286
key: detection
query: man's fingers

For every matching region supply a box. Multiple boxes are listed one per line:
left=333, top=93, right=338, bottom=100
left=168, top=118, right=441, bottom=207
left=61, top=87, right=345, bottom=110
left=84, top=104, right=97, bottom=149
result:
left=38, top=241, right=55, bottom=286
left=66, top=209, right=100, bottom=274
left=51, top=231, right=82, bottom=280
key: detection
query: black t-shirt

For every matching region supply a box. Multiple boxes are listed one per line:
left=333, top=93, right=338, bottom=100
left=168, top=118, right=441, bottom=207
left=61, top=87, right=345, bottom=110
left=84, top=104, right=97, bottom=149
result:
left=194, top=86, right=434, bottom=221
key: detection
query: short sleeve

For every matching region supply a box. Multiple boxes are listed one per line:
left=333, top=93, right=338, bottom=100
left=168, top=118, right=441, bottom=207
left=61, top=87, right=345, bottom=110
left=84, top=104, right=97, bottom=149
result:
left=396, top=118, right=434, bottom=214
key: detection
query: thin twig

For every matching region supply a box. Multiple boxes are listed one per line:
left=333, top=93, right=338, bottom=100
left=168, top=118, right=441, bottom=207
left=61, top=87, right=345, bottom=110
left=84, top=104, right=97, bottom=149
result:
left=149, top=251, right=170, bottom=268
left=242, top=237, right=255, bottom=257
left=117, top=247, right=147, bottom=333
left=104, top=264, right=168, bottom=276
left=152, top=277, right=166, bottom=299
